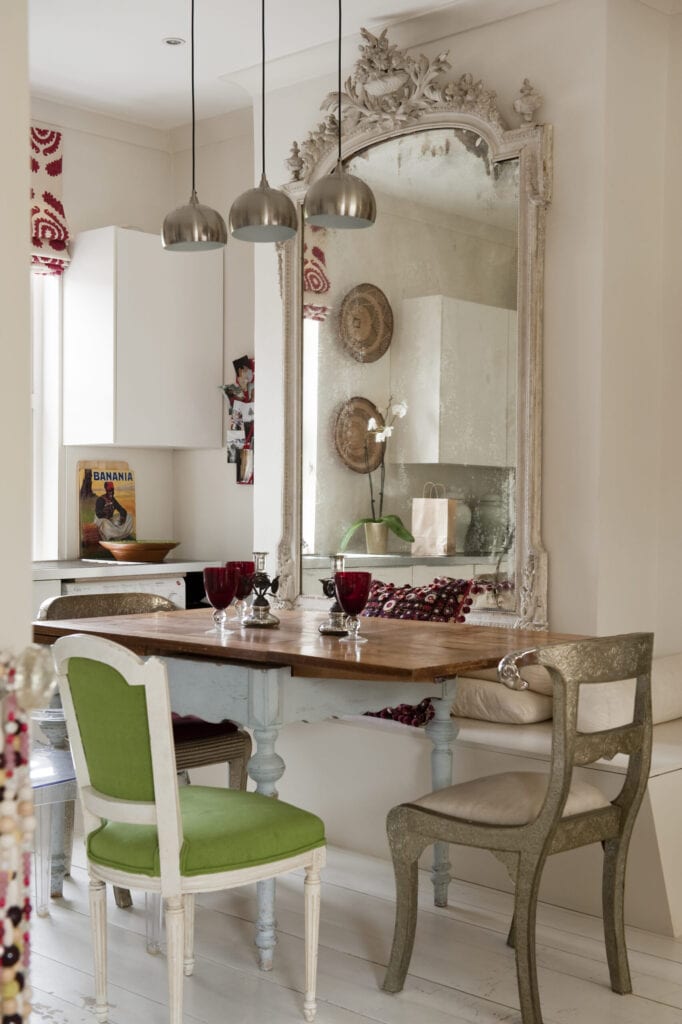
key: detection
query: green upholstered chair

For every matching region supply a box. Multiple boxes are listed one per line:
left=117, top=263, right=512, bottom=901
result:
left=383, top=633, right=653, bottom=1024
left=38, top=592, right=252, bottom=912
left=53, top=634, right=325, bottom=1024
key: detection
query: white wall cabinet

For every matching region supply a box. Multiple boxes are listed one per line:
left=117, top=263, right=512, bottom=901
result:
left=390, top=296, right=517, bottom=467
left=63, top=226, right=223, bottom=448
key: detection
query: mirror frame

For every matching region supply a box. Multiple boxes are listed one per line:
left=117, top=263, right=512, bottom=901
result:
left=276, top=28, right=552, bottom=628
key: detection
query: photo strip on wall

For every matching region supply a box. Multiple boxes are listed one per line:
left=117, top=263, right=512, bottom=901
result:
left=221, top=354, right=254, bottom=485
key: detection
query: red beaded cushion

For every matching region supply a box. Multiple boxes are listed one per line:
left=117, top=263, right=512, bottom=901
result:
left=362, top=577, right=474, bottom=623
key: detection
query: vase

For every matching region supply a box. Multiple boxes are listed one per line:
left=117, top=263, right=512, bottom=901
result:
left=478, top=494, right=506, bottom=553
left=364, top=521, right=388, bottom=555
left=455, top=501, right=471, bottom=553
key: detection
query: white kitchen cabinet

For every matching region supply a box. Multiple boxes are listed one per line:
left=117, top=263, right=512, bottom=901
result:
left=63, top=226, right=223, bottom=448
left=389, top=296, right=517, bottom=467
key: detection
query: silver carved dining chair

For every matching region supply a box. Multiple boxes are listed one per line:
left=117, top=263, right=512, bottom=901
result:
left=383, top=632, right=654, bottom=1024
left=36, top=592, right=252, bottom=912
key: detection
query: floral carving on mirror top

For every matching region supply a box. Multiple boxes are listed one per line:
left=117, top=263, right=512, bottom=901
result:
left=277, top=28, right=552, bottom=629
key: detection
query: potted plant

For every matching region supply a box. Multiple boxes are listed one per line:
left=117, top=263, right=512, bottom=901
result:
left=339, top=399, right=415, bottom=554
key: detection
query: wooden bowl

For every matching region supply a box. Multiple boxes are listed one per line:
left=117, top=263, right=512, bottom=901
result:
left=98, top=540, right=179, bottom=563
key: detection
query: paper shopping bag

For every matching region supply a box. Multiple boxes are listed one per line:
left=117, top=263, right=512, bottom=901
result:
left=411, top=483, right=457, bottom=557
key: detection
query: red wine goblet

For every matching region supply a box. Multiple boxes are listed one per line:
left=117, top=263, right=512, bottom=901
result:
left=203, top=566, right=240, bottom=635
left=334, top=571, right=372, bottom=644
left=225, top=560, right=255, bottom=623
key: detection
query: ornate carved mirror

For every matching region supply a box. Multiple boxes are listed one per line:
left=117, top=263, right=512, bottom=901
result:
left=277, top=29, right=551, bottom=628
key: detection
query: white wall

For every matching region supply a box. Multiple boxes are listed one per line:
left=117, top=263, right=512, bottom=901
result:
left=170, top=109, right=255, bottom=561
left=0, top=3, right=32, bottom=647
left=657, top=10, right=682, bottom=653
left=596, top=0, right=667, bottom=639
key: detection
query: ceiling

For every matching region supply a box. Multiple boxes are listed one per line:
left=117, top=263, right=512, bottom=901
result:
left=28, top=0, right=465, bottom=130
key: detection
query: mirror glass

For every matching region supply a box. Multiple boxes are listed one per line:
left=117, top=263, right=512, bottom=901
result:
left=300, top=127, right=519, bottom=600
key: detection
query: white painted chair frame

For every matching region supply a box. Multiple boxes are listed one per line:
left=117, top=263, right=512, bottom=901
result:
left=53, top=634, right=325, bottom=1024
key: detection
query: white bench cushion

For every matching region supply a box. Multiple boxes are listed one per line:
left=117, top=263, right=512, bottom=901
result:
left=452, top=676, right=552, bottom=724
left=411, top=770, right=610, bottom=826
left=468, top=652, right=682, bottom=729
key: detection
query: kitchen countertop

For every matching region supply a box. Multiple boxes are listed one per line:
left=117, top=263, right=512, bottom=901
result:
left=32, top=559, right=219, bottom=582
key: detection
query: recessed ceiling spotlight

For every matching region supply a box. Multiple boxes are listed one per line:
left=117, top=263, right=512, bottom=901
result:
left=162, top=36, right=186, bottom=46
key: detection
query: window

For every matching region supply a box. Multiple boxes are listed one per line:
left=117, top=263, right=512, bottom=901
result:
left=31, top=273, right=62, bottom=560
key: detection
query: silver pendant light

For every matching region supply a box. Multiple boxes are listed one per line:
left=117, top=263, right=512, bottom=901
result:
left=162, top=0, right=227, bottom=251
left=304, top=0, right=376, bottom=230
left=229, top=0, right=297, bottom=242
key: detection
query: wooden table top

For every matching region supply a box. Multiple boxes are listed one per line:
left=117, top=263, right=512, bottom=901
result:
left=33, top=608, right=584, bottom=683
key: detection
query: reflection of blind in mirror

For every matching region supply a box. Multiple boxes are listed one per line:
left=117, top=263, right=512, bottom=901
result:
left=301, top=319, right=319, bottom=557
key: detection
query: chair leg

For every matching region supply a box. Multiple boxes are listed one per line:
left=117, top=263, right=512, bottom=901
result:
left=303, top=862, right=322, bottom=1022
left=113, top=885, right=133, bottom=909
left=89, top=876, right=108, bottom=1023
left=383, top=808, right=422, bottom=995
left=184, top=893, right=196, bottom=977
left=602, top=837, right=632, bottom=994
left=165, top=895, right=185, bottom=1024
left=506, top=913, right=516, bottom=949
left=513, top=854, right=546, bottom=1024
left=60, top=799, right=76, bottom=878
left=229, top=755, right=248, bottom=790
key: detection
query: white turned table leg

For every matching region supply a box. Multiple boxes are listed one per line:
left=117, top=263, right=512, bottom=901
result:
left=249, top=725, right=285, bottom=799
left=424, top=683, right=458, bottom=907
left=248, top=668, right=286, bottom=970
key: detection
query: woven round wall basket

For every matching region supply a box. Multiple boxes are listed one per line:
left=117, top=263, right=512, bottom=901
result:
left=338, top=283, right=393, bottom=363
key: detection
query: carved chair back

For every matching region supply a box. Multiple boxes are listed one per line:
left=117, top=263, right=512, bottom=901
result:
left=498, top=632, right=654, bottom=844
left=38, top=592, right=176, bottom=620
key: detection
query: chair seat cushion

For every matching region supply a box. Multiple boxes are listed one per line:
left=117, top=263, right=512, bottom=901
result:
left=171, top=713, right=239, bottom=743
left=411, top=771, right=610, bottom=826
left=87, top=786, right=325, bottom=878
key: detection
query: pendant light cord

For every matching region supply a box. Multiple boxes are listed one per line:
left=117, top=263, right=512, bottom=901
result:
left=337, top=0, right=342, bottom=164
left=261, top=0, right=266, bottom=180
left=191, top=0, right=196, bottom=195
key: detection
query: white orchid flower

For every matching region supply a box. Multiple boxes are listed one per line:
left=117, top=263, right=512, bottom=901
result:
left=375, top=430, right=387, bottom=442
left=367, top=417, right=377, bottom=431
left=391, top=401, right=407, bottom=418
left=382, top=425, right=394, bottom=437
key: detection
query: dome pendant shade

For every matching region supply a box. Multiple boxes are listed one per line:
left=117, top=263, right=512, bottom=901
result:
left=229, top=173, right=298, bottom=242
left=304, top=160, right=376, bottom=229
left=162, top=191, right=227, bottom=251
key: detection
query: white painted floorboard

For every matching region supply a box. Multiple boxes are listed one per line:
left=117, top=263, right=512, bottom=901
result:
left=30, top=841, right=682, bottom=1024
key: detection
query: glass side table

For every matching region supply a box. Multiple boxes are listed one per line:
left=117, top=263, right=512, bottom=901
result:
left=30, top=743, right=78, bottom=917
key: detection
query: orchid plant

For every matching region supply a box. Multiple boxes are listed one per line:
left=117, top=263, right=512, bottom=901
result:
left=339, top=398, right=415, bottom=550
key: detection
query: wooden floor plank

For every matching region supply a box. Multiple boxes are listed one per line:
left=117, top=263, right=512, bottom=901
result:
left=32, top=844, right=682, bottom=1024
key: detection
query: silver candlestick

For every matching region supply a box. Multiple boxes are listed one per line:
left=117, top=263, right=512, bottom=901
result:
left=318, top=553, right=348, bottom=636
left=242, top=551, right=280, bottom=629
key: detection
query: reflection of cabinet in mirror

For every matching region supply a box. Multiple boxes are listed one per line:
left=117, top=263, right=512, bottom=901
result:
left=389, top=296, right=517, bottom=467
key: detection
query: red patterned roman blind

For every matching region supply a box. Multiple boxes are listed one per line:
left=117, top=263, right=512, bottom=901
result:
left=303, top=226, right=331, bottom=322
left=30, top=125, right=71, bottom=275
